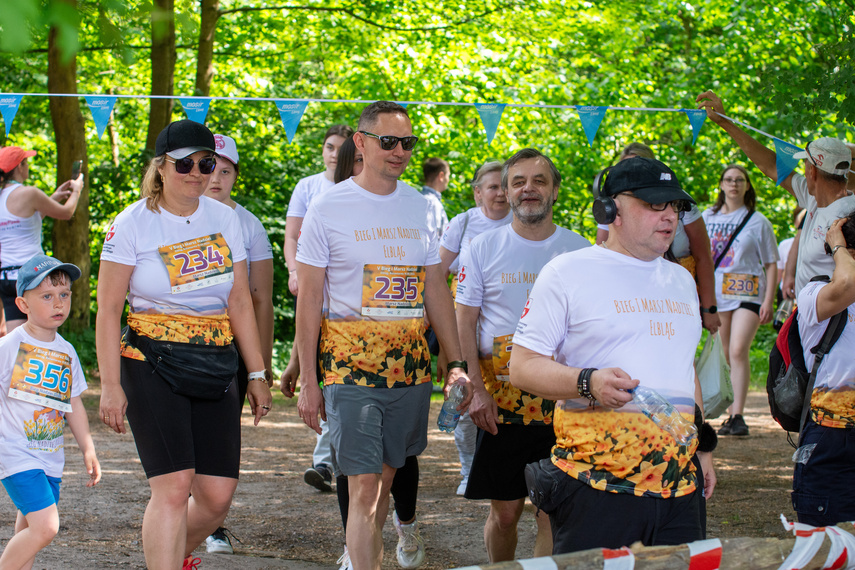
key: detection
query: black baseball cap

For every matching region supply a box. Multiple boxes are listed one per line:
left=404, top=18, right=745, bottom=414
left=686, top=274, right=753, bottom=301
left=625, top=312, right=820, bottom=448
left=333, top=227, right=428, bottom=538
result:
left=602, top=157, right=695, bottom=205
left=154, top=120, right=216, bottom=158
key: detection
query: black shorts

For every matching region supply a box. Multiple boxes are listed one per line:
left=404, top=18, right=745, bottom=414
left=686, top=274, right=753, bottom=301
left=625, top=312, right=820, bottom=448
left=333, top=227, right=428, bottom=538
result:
left=465, top=423, right=555, bottom=501
left=738, top=302, right=760, bottom=315
left=121, top=356, right=241, bottom=479
left=0, top=279, right=25, bottom=321
left=539, top=461, right=702, bottom=554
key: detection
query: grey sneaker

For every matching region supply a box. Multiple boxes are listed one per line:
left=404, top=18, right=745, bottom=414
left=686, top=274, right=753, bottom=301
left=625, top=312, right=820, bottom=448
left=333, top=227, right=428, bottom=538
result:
left=729, top=414, right=749, bottom=436
left=205, top=527, right=234, bottom=554
left=304, top=464, right=333, bottom=492
left=394, top=512, right=425, bottom=569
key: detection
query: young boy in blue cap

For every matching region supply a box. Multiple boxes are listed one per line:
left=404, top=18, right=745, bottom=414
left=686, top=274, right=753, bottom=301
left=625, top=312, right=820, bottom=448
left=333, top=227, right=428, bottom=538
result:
left=0, top=253, right=100, bottom=568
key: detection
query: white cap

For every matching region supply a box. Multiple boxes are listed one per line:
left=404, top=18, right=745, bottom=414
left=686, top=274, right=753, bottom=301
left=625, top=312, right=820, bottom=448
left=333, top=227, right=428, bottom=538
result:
left=214, top=134, right=239, bottom=165
left=792, top=137, right=851, bottom=177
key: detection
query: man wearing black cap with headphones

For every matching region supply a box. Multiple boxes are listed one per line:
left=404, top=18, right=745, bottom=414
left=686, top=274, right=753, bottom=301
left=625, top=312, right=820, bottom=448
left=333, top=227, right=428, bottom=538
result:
left=510, top=157, right=717, bottom=554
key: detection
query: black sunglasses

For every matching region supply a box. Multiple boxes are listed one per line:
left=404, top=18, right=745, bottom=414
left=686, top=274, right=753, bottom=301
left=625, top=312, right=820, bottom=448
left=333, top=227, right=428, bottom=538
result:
left=620, top=193, right=689, bottom=220
left=360, top=131, right=419, bottom=151
left=166, top=156, right=216, bottom=175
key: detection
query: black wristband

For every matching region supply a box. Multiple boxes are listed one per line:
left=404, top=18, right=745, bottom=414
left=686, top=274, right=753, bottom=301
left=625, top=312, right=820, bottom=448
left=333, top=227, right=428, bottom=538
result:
left=577, top=368, right=597, bottom=401
left=447, top=360, right=468, bottom=374
left=698, top=422, right=718, bottom=453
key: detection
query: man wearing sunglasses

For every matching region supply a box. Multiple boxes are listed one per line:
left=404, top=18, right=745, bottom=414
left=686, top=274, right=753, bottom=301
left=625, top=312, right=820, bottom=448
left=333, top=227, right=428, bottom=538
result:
left=294, top=101, right=471, bottom=570
left=511, top=157, right=716, bottom=554
left=697, top=90, right=854, bottom=298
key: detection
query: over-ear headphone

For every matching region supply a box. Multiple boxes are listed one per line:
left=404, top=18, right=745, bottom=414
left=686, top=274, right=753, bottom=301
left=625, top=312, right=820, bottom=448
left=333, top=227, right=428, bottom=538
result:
left=592, top=166, right=617, bottom=225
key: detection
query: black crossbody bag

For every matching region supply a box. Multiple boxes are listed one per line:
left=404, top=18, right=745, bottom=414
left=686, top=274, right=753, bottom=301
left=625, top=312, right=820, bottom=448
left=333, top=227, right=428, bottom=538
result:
left=125, top=327, right=238, bottom=400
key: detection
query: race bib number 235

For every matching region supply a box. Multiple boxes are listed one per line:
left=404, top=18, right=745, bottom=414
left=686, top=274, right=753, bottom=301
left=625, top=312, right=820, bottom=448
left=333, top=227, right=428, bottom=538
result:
left=362, top=264, right=425, bottom=317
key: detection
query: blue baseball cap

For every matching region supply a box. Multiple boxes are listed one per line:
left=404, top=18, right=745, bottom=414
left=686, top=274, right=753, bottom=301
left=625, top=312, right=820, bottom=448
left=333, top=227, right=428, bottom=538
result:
left=17, top=254, right=81, bottom=297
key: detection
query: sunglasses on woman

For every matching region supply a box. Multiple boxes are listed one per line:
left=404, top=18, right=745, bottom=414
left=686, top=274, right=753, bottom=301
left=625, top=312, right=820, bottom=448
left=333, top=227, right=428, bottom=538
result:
left=359, top=131, right=419, bottom=151
left=166, top=156, right=217, bottom=175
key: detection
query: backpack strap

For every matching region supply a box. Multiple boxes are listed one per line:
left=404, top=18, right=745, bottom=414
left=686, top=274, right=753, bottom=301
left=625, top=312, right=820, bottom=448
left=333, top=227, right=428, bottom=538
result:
left=714, top=210, right=754, bottom=270
left=798, top=307, right=849, bottom=433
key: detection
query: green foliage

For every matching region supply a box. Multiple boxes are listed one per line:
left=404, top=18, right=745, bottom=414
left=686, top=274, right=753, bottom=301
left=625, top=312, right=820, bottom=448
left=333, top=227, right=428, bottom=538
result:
left=0, top=0, right=852, bottom=369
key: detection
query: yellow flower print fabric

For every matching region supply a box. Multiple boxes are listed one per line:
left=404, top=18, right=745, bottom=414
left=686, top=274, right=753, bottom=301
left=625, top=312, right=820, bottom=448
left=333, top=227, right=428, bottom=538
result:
left=479, top=355, right=553, bottom=426
left=121, top=312, right=234, bottom=361
left=811, top=386, right=855, bottom=428
left=551, top=405, right=698, bottom=498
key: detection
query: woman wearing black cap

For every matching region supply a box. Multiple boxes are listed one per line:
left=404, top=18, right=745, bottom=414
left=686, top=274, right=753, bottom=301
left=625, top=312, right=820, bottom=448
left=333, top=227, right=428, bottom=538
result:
left=0, top=146, right=83, bottom=332
left=95, top=120, right=273, bottom=569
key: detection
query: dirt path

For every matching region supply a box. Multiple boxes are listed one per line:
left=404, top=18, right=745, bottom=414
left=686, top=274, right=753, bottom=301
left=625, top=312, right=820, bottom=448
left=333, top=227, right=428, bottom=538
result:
left=0, top=390, right=797, bottom=569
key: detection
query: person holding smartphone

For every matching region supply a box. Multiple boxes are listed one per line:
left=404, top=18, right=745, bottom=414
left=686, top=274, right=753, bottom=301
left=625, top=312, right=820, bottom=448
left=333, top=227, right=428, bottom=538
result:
left=0, top=147, right=84, bottom=332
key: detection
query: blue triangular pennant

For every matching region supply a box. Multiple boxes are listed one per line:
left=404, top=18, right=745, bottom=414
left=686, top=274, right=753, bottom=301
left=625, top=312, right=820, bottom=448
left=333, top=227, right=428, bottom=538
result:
left=773, top=138, right=803, bottom=186
left=274, top=100, right=309, bottom=143
left=474, top=103, right=507, bottom=145
left=682, top=109, right=707, bottom=145
left=0, top=94, right=23, bottom=137
left=179, top=97, right=211, bottom=124
left=396, top=102, right=409, bottom=109
left=85, top=95, right=117, bottom=139
left=575, top=106, right=608, bottom=146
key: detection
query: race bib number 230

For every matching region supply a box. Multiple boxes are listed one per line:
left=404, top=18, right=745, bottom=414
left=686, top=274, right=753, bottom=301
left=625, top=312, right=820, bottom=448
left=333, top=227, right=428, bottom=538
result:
left=362, top=264, right=425, bottom=317
left=8, top=344, right=73, bottom=413
left=721, top=272, right=760, bottom=300
left=158, top=233, right=234, bottom=294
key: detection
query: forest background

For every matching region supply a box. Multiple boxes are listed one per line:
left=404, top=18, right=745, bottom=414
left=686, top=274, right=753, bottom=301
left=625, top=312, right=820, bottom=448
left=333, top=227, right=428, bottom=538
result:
left=0, top=0, right=853, bottom=378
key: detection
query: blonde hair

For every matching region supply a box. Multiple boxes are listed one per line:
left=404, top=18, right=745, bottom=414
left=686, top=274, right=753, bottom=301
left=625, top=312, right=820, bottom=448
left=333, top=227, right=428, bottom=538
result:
left=140, top=156, right=166, bottom=213
left=472, top=161, right=502, bottom=189
left=619, top=142, right=655, bottom=161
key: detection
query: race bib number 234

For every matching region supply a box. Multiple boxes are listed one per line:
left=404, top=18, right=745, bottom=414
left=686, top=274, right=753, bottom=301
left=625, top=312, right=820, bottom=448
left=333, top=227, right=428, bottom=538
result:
left=158, top=233, right=234, bottom=294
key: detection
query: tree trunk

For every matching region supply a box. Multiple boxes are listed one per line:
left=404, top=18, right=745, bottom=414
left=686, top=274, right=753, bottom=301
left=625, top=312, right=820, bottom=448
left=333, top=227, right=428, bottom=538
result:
left=47, top=0, right=90, bottom=332
left=195, top=0, right=220, bottom=96
left=144, top=0, right=176, bottom=155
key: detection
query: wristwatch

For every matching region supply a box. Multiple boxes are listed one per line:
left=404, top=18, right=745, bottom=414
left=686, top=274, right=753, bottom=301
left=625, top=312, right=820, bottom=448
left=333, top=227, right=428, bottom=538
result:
left=700, top=305, right=718, bottom=314
left=447, top=360, right=468, bottom=374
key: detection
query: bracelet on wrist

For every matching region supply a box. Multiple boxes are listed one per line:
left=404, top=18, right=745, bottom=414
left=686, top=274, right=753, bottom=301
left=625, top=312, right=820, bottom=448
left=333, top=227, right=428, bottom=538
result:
left=447, top=360, right=468, bottom=374
left=577, top=368, right=597, bottom=401
left=247, top=370, right=270, bottom=383
left=831, top=245, right=845, bottom=257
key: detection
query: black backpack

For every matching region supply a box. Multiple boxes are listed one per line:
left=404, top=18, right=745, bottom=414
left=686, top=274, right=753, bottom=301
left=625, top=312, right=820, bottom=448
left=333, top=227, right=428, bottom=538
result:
left=766, top=282, right=847, bottom=442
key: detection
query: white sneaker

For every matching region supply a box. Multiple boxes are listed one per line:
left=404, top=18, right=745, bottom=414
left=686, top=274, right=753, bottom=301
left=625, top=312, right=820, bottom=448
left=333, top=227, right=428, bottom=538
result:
left=205, top=527, right=234, bottom=554
left=393, top=512, right=426, bottom=569
left=336, top=546, right=351, bottom=570
left=456, top=477, right=468, bottom=496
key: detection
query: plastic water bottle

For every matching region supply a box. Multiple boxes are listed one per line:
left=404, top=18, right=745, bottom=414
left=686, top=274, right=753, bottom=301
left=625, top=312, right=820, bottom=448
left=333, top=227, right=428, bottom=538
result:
left=437, top=383, right=466, bottom=433
left=629, top=385, right=697, bottom=445
left=773, top=299, right=794, bottom=331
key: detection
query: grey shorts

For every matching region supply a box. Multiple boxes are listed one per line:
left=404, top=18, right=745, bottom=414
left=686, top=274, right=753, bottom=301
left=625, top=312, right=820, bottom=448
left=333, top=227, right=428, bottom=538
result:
left=325, top=382, right=431, bottom=477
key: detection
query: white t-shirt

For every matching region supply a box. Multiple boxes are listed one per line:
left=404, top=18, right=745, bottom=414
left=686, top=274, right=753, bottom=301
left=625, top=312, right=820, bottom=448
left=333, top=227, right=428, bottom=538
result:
left=297, top=178, right=440, bottom=389
left=792, top=174, right=855, bottom=295
left=234, top=203, right=273, bottom=279
left=100, top=197, right=246, bottom=317
left=513, top=245, right=701, bottom=498
left=0, top=327, right=87, bottom=479
left=287, top=172, right=334, bottom=219
left=0, top=183, right=44, bottom=278
left=778, top=237, right=794, bottom=272
left=439, top=207, right=512, bottom=274
left=420, top=186, right=448, bottom=239
left=456, top=224, right=590, bottom=425
left=702, top=206, right=779, bottom=312
left=798, top=281, right=855, bottom=427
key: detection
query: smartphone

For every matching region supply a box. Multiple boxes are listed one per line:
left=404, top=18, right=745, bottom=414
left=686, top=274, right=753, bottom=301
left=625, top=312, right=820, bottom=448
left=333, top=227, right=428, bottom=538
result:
left=71, top=160, right=82, bottom=179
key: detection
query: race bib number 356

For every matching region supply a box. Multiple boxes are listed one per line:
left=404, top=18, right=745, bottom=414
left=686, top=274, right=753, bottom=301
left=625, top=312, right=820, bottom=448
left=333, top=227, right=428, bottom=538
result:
left=362, top=264, right=425, bottom=317
left=8, top=344, right=73, bottom=412
left=158, top=233, right=234, bottom=294
left=722, top=272, right=760, bottom=300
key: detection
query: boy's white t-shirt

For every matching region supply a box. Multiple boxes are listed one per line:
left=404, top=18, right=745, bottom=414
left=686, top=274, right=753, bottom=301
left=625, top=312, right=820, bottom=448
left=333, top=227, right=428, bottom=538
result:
left=101, top=197, right=246, bottom=317
left=287, top=172, right=334, bottom=219
left=702, top=206, right=779, bottom=311
left=792, top=174, right=855, bottom=295
left=439, top=207, right=512, bottom=275
left=798, top=281, right=855, bottom=427
left=0, top=327, right=87, bottom=479
left=456, top=224, right=590, bottom=425
left=297, top=178, right=440, bottom=389
left=512, top=245, right=701, bottom=498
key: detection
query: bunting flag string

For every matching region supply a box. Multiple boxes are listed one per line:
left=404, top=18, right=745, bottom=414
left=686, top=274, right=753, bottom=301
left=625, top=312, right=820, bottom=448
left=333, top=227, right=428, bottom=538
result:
left=0, top=92, right=811, bottom=178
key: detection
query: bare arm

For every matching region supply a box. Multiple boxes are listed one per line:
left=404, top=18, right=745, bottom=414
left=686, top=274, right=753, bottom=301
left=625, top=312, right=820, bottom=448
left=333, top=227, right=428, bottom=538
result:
left=509, top=344, right=637, bottom=408
left=456, top=303, right=498, bottom=433
left=296, top=262, right=326, bottom=434
left=424, top=263, right=472, bottom=406
left=439, top=246, right=458, bottom=280
left=95, top=261, right=134, bottom=434
left=783, top=229, right=800, bottom=300
left=7, top=175, right=84, bottom=220
left=228, top=260, right=272, bottom=425
left=685, top=218, right=720, bottom=334
left=759, top=262, right=778, bottom=325
left=248, top=258, right=275, bottom=373
left=814, top=218, right=855, bottom=321
left=696, top=90, right=795, bottom=195
left=284, top=216, right=303, bottom=295
left=66, top=395, right=101, bottom=486
left=693, top=371, right=716, bottom=500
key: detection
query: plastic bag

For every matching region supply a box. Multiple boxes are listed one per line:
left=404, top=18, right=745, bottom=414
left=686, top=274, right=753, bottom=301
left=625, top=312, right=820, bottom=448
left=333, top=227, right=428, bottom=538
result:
left=696, top=332, right=733, bottom=420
